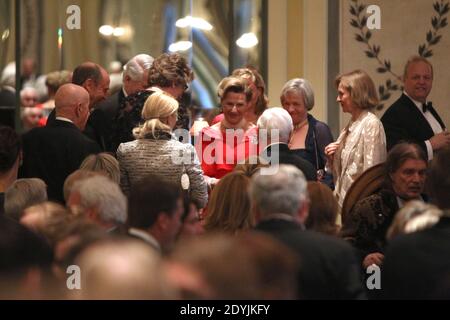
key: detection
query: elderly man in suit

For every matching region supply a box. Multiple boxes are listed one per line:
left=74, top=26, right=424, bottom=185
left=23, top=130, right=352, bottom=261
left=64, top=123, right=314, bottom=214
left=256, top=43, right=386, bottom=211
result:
left=257, top=107, right=317, bottom=181
left=251, top=164, right=365, bottom=299
left=47, top=62, right=111, bottom=151
left=20, top=84, right=100, bottom=203
left=97, top=54, right=154, bottom=151
left=381, top=56, right=450, bottom=159
left=382, top=147, right=450, bottom=299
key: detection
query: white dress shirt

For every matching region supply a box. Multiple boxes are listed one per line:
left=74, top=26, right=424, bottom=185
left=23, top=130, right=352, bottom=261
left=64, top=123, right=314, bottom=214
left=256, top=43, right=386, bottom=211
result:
left=404, top=91, right=444, bottom=160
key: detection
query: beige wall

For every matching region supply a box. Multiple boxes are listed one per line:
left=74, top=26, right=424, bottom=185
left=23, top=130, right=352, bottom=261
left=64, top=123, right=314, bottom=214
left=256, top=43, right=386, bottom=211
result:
left=267, top=0, right=288, bottom=107
left=268, top=0, right=328, bottom=123
left=340, top=0, right=450, bottom=128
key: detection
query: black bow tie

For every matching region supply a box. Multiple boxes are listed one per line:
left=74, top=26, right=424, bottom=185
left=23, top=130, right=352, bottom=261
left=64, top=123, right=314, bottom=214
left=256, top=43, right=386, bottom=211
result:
left=422, top=102, right=432, bottom=113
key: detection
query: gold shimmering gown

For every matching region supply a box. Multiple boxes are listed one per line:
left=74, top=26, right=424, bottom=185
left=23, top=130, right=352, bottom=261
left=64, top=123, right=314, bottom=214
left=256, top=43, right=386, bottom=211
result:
left=332, top=111, right=387, bottom=208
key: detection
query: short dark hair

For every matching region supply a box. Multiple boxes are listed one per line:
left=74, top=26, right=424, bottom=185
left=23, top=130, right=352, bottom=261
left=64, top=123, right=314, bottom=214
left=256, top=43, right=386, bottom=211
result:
left=72, top=62, right=102, bottom=86
left=128, top=175, right=182, bottom=229
left=148, top=53, right=193, bottom=88
left=0, top=216, right=53, bottom=274
left=0, top=126, right=21, bottom=173
left=384, top=142, right=427, bottom=187
left=428, top=146, right=450, bottom=209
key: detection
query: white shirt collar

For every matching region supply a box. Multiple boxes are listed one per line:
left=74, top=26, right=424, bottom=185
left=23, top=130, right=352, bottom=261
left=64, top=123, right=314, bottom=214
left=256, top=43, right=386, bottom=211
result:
left=404, top=91, right=428, bottom=112
left=260, top=213, right=304, bottom=229
left=55, top=116, right=74, bottom=124
left=396, top=195, right=424, bottom=209
left=128, top=228, right=161, bottom=251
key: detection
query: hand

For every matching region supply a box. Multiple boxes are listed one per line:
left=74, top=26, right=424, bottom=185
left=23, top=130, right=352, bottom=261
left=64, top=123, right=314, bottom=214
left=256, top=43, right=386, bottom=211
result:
left=324, top=142, right=339, bottom=162
left=430, top=131, right=450, bottom=151
left=362, top=252, right=384, bottom=269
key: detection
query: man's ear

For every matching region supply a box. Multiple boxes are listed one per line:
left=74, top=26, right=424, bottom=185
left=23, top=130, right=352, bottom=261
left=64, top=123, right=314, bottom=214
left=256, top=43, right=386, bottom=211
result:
left=297, top=199, right=310, bottom=225
left=156, top=212, right=169, bottom=230
left=74, top=103, right=82, bottom=117
left=83, top=78, right=94, bottom=92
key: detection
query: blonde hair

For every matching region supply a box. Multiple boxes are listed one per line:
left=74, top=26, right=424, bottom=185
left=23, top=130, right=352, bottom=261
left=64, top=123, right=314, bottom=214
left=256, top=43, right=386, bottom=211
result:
left=80, top=153, right=120, bottom=184
left=217, top=76, right=253, bottom=102
left=133, top=91, right=179, bottom=139
left=232, top=67, right=268, bottom=116
left=233, top=156, right=270, bottom=177
left=204, top=172, right=253, bottom=234
left=335, top=69, right=379, bottom=110
left=306, top=182, right=339, bottom=236
left=386, top=201, right=442, bottom=240
left=403, top=55, right=433, bottom=80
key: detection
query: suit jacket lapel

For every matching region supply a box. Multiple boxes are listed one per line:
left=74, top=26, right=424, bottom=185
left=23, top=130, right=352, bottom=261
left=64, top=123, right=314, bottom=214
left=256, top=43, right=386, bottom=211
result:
left=428, top=104, right=446, bottom=130
left=401, top=94, right=436, bottom=137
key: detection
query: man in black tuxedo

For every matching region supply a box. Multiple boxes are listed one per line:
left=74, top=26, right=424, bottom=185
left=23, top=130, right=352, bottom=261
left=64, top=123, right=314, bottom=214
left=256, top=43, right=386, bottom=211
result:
left=381, top=56, right=450, bottom=160
left=382, top=147, right=450, bottom=299
left=257, top=107, right=317, bottom=181
left=251, top=164, right=365, bottom=299
left=47, top=62, right=110, bottom=151
left=20, top=84, right=100, bottom=204
left=97, top=54, right=154, bottom=152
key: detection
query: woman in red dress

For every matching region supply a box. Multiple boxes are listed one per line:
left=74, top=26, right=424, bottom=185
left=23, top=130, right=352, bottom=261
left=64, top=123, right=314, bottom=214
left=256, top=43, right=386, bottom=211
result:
left=196, top=76, right=259, bottom=187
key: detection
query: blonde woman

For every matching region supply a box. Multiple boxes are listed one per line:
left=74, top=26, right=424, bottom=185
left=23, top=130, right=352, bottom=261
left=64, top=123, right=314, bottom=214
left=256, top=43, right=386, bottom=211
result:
left=203, top=172, right=253, bottom=234
left=196, top=76, right=259, bottom=185
left=117, top=91, right=207, bottom=208
left=80, top=152, right=120, bottom=184
left=212, top=67, right=268, bottom=125
left=325, top=70, right=387, bottom=208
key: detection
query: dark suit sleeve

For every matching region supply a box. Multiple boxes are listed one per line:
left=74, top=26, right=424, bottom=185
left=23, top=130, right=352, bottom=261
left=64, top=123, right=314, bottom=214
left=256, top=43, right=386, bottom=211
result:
left=381, top=107, right=428, bottom=153
left=84, top=109, right=112, bottom=152
left=331, top=244, right=367, bottom=300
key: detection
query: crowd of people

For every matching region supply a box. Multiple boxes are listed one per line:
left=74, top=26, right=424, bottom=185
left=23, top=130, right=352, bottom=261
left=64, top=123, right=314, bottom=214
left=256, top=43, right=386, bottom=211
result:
left=0, top=52, right=449, bottom=299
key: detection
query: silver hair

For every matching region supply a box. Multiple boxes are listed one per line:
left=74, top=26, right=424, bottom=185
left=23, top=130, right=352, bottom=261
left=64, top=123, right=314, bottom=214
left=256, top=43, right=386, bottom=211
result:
left=250, top=164, right=308, bottom=217
left=72, top=175, right=127, bottom=224
left=1, top=62, right=16, bottom=87
left=4, top=178, right=47, bottom=221
left=280, top=78, right=315, bottom=111
left=20, top=87, right=38, bottom=98
left=257, top=107, right=293, bottom=144
left=123, top=54, right=154, bottom=81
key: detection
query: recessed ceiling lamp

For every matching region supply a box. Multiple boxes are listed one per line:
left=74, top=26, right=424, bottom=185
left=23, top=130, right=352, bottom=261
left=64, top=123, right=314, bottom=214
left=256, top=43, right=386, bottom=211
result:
left=236, top=32, right=258, bottom=48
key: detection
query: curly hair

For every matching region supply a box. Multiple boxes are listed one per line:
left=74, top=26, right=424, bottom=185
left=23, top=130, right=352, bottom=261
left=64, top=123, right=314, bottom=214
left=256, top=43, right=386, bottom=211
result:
left=148, top=53, right=194, bottom=88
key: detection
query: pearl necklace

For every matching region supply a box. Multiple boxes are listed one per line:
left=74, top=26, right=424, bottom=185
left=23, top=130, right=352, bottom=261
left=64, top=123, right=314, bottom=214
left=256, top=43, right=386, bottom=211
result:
left=289, top=118, right=308, bottom=148
left=293, top=118, right=308, bottom=131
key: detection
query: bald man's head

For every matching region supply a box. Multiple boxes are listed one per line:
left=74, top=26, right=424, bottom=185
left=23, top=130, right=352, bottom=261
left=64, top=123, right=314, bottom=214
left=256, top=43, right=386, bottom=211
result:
left=55, top=84, right=90, bottom=130
left=73, top=239, right=176, bottom=299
